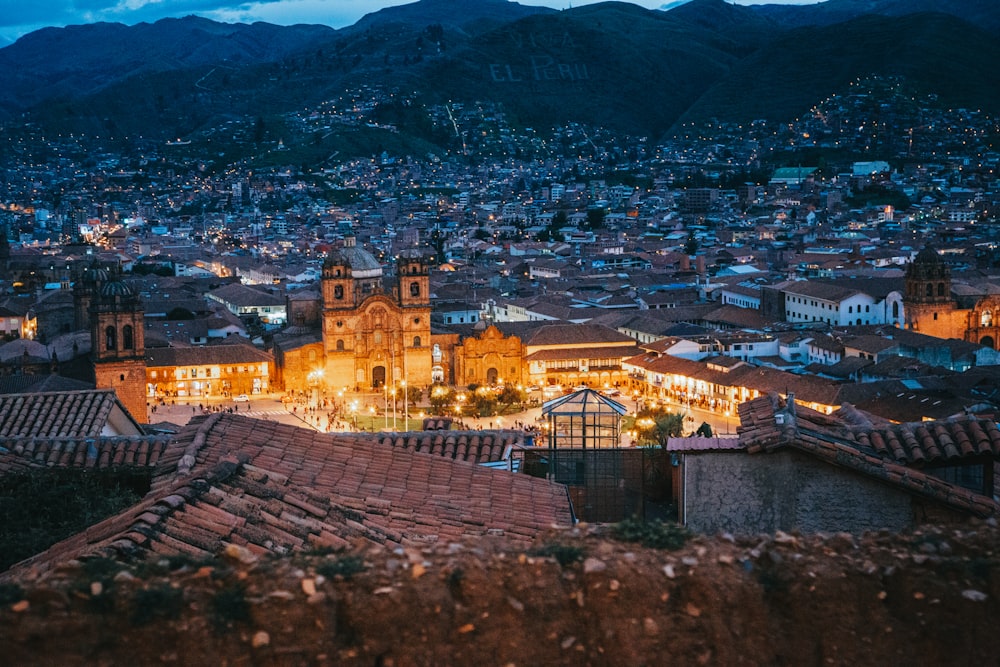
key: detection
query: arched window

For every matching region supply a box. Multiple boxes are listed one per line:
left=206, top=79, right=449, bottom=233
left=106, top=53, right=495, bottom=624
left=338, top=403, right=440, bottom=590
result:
left=122, top=325, right=134, bottom=350
left=413, top=336, right=421, bottom=347
left=105, top=326, right=117, bottom=351
left=982, top=310, right=993, bottom=328
left=409, top=281, right=420, bottom=297
left=926, top=284, right=934, bottom=297
left=937, top=282, right=945, bottom=297
left=892, top=301, right=899, bottom=318
left=334, top=285, right=344, bottom=299
left=336, top=340, right=345, bottom=351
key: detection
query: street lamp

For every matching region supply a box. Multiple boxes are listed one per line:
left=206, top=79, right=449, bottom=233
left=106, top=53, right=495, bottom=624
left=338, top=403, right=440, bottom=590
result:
left=383, top=384, right=389, bottom=431
left=391, top=386, right=397, bottom=431
left=401, top=379, right=407, bottom=429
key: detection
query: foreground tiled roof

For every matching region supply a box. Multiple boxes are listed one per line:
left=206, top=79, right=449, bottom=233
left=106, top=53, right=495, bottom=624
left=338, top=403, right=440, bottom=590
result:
left=666, top=436, right=743, bottom=452
left=0, top=390, right=141, bottom=438
left=371, top=430, right=524, bottom=464
left=0, top=374, right=95, bottom=395
left=3, top=415, right=573, bottom=580
left=737, top=394, right=1000, bottom=519
left=0, top=435, right=176, bottom=475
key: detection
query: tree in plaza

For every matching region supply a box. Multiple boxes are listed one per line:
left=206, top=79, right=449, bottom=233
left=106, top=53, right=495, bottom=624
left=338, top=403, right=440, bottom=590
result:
left=470, top=390, right=497, bottom=417
left=634, top=409, right=685, bottom=447
left=496, top=384, right=526, bottom=411
left=428, top=384, right=455, bottom=412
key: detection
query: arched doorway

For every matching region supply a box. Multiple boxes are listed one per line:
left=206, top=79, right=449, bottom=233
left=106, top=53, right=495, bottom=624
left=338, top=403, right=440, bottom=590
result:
left=486, top=367, right=499, bottom=385
left=981, top=336, right=995, bottom=350
left=372, top=365, right=386, bottom=388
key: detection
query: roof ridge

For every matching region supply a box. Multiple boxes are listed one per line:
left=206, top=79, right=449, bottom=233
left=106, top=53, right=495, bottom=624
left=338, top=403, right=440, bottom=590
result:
left=177, top=412, right=224, bottom=476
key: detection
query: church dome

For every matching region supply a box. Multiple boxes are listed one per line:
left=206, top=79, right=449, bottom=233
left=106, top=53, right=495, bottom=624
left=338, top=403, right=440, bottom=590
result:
left=324, top=238, right=382, bottom=279
left=914, top=246, right=942, bottom=264
left=99, top=280, right=135, bottom=298
left=82, top=266, right=110, bottom=284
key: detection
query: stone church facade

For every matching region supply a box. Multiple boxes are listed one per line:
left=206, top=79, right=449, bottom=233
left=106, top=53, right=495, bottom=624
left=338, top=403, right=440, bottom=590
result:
left=904, top=246, right=1000, bottom=349
left=275, top=239, right=433, bottom=393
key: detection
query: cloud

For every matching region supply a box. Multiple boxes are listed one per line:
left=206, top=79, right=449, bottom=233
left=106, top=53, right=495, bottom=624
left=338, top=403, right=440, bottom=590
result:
left=202, top=0, right=377, bottom=28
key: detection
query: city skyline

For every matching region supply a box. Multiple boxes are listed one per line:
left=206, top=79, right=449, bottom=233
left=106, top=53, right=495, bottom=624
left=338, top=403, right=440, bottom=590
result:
left=0, top=0, right=820, bottom=45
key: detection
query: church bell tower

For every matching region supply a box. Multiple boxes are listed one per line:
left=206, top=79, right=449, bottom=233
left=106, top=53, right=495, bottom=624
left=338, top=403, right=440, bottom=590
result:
left=90, top=269, right=147, bottom=422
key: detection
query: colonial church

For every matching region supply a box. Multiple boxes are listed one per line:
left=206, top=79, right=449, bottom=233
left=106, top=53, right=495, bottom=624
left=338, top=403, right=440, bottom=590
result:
left=904, top=246, right=1000, bottom=349
left=70, top=262, right=148, bottom=422
left=274, top=239, right=433, bottom=392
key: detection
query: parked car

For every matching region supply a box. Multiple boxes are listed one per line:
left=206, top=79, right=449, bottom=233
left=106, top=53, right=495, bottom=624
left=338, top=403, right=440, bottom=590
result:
left=233, top=394, right=250, bottom=402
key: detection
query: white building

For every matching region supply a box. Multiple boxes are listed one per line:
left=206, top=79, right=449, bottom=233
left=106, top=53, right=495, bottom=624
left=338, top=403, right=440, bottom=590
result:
left=781, top=281, right=904, bottom=327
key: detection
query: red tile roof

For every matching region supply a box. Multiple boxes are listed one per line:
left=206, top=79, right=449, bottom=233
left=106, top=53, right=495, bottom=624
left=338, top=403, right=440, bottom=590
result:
left=0, top=435, right=175, bottom=474
left=373, top=430, right=521, bottom=464
left=736, top=394, right=1000, bottom=518
left=0, top=390, right=144, bottom=438
left=2, top=415, right=573, bottom=580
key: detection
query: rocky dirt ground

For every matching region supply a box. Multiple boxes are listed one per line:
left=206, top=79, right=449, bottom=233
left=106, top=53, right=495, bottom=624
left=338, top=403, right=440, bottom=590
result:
left=2, top=521, right=999, bottom=666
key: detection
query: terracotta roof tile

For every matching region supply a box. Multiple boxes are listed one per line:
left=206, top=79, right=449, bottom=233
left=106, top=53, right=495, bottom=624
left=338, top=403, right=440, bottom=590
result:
left=737, top=394, right=1000, bottom=519
left=0, top=390, right=144, bottom=439
left=2, top=414, right=572, bottom=580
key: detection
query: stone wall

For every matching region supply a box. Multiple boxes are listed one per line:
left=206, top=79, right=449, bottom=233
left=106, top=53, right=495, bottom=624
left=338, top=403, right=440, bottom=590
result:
left=681, top=449, right=914, bottom=535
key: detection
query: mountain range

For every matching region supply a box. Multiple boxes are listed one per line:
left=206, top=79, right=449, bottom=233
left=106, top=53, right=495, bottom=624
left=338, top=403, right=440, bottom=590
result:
left=0, top=0, right=997, bottom=153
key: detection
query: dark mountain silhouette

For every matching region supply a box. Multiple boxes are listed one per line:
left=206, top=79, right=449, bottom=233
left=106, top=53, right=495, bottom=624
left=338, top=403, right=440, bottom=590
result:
left=677, top=10, right=1000, bottom=125
left=0, top=17, right=336, bottom=113
left=0, top=0, right=997, bottom=151
left=751, top=0, right=1000, bottom=33
left=345, top=0, right=555, bottom=34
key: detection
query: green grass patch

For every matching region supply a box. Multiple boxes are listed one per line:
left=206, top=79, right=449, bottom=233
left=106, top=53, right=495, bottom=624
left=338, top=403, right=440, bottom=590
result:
left=316, top=554, right=365, bottom=580
left=612, top=518, right=691, bottom=550
left=131, top=585, right=185, bottom=626
left=528, top=543, right=585, bottom=567
left=211, top=583, right=251, bottom=631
